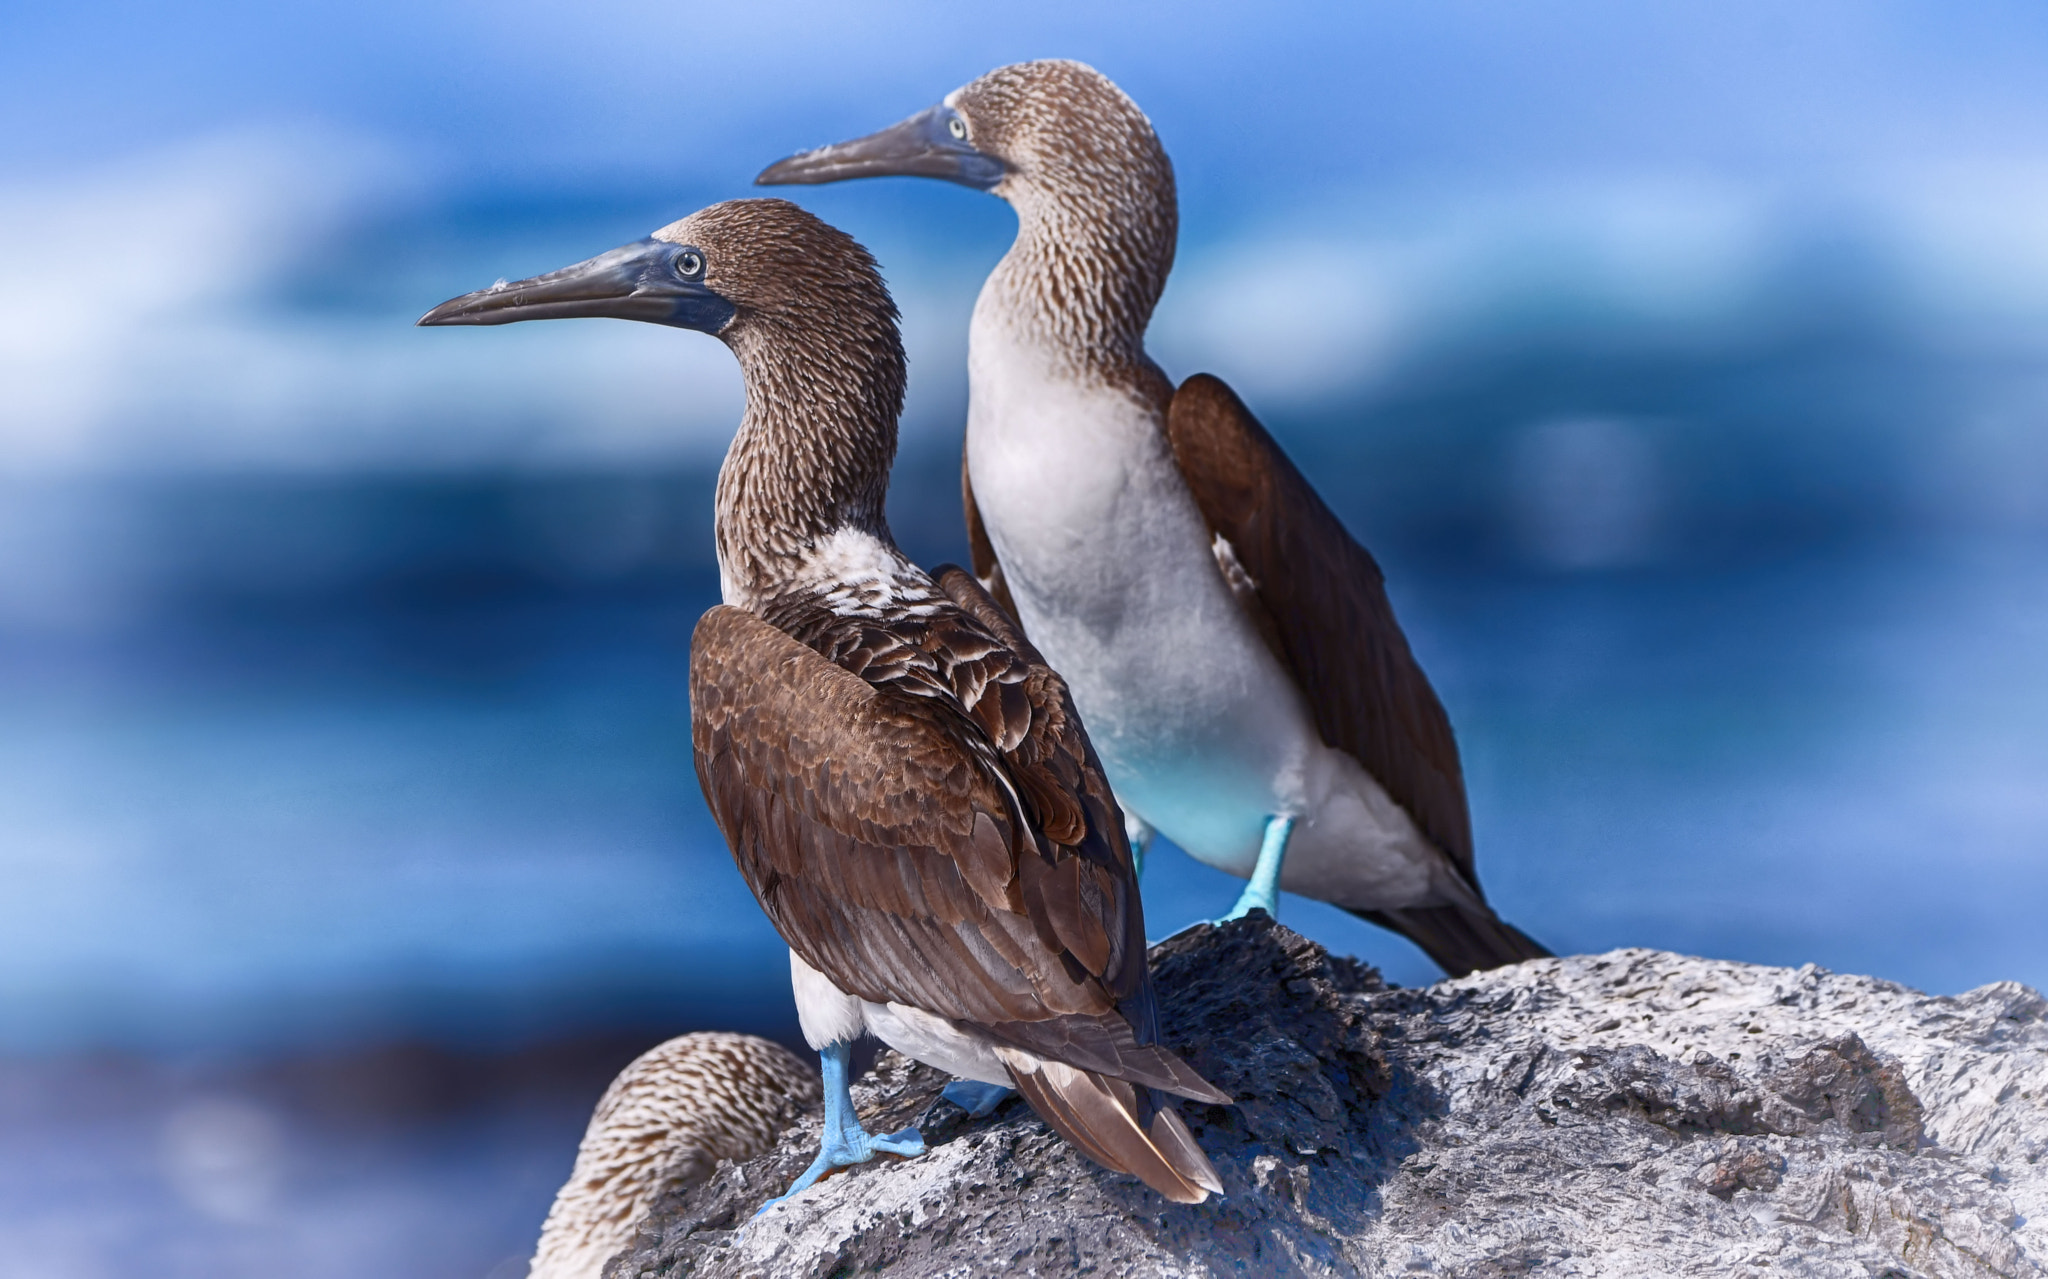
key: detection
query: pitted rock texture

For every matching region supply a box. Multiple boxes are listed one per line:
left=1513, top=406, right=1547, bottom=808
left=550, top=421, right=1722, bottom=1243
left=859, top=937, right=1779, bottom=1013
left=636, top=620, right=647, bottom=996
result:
left=606, top=919, right=2048, bottom=1278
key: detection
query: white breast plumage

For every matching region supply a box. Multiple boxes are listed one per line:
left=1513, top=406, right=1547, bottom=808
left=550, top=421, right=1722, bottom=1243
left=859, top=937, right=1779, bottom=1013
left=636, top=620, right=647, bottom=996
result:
left=964, top=295, right=1446, bottom=906
left=967, top=310, right=1288, bottom=856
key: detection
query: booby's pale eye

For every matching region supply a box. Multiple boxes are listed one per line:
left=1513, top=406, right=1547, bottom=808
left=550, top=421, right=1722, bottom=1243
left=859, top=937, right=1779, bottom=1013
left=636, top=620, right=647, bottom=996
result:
left=948, top=115, right=968, bottom=140
left=673, top=249, right=706, bottom=280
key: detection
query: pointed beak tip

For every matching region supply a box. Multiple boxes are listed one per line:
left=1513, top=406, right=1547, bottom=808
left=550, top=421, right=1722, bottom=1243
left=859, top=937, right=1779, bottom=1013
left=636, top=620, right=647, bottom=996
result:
left=416, top=300, right=466, bottom=327
left=754, top=155, right=806, bottom=187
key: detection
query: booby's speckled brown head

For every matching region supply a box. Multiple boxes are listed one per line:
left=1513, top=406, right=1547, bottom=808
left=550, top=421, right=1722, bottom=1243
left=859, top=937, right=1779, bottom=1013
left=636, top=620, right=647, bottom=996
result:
left=756, top=61, right=1176, bottom=360
left=420, top=198, right=897, bottom=354
left=758, top=59, right=1172, bottom=215
left=419, top=196, right=904, bottom=434
left=421, top=198, right=912, bottom=596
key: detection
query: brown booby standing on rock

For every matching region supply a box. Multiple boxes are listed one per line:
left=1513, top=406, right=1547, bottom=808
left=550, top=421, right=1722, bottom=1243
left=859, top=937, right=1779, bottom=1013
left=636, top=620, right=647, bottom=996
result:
left=759, top=60, right=1549, bottom=977
left=420, top=198, right=1228, bottom=1207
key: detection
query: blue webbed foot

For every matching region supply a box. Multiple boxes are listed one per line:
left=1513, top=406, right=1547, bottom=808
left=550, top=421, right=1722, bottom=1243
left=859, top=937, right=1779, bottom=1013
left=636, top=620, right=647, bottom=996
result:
left=940, top=1079, right=1014, bottom=1118
left=754, top=1041, right=926, bottom=1218
left=1217, top=815, right=1294, bottom=925
left=869, top=1125, right=927, bottom=1156
left=758, top=1125, right=924, bottom=1211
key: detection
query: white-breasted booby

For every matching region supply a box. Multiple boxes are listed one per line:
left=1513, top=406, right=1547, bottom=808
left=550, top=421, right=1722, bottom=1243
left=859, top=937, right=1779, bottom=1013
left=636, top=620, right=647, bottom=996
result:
left=529, top=1033, right=819, bottom=1279
left=420, top=198, right=1228, bottom=1206
left=758, top=60, right=1548, bottom=977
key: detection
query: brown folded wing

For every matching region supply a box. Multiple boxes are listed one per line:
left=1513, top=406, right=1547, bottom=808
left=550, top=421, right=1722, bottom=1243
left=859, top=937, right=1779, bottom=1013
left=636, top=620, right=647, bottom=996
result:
left=1165, top=373, right=1476, bottom=884
left=689, top=593, right=1224, bottom=1102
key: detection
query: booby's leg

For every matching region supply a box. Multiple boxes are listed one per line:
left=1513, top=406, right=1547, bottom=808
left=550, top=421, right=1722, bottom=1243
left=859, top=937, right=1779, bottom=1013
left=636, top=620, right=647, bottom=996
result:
left=938, top=1078, right=1013, bottom=1118
left=1122, top=807, right=1155, bottom=880
left=756, top=1040, right=924, bottom=1215
left=1220, top=815, right=1294, bottom=923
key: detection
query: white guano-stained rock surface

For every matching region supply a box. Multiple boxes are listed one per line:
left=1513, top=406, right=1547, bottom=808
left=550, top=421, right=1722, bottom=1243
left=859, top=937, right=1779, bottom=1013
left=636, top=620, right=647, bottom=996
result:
left=607, top=919, right=2048, bottom=1278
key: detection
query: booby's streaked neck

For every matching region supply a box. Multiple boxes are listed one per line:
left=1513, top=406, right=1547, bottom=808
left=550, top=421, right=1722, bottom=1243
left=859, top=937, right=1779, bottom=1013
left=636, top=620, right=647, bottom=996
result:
left=714, top=314, right=909, bottom=610
left=979, top=130, right=1177, bottom=389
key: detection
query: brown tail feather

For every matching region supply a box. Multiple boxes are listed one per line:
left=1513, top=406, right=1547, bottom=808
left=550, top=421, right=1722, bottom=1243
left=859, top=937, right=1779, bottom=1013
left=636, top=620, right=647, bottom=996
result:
left=1002, top=1058, right=1147, bottom=1179
left=1122, top=1045, right=1233, bottom=1105
left=997, top=1049, right=1222, bottom=1204
left=1352, top=903, right=1551, bottom=977
left=1148, top=1105, right=1223, bottom=1196
left=980, top=1022, right=1233, bottom=1105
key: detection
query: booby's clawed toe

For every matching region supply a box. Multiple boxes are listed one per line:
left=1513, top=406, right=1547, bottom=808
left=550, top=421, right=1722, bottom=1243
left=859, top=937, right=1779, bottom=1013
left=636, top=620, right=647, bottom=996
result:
left=871, top=1125, right=928, bottom=1157
left=939, top=1079, right=1015, bottom=1119
left=756, top=1126, right=927, bottom=1217
left=756, top=1040, right=926, bottom=1217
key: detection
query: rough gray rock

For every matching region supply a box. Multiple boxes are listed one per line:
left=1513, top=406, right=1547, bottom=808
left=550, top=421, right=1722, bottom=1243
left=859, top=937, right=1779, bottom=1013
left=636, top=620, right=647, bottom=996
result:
left=608, top=918, right=2048, bottom=1278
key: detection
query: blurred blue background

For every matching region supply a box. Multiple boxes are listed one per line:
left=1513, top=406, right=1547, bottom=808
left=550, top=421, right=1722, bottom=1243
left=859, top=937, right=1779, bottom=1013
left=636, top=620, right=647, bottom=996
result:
left=4, top=2, right=2047, bottom=1274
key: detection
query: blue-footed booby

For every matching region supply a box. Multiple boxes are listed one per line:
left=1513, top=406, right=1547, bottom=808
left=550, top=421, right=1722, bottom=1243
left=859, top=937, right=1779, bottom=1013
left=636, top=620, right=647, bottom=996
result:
left=528, top=1033, right=819, bottom=1279
left=420, top=198, right=1228, bottom=1206
left=758, top=60, right=1549, bottom=976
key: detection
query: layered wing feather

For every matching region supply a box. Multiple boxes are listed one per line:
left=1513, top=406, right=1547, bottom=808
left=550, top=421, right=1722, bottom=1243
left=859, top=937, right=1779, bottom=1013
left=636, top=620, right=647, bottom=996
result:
left=1165, top=373, right=1475, bottom=878
left=689, top=581, right=1224, bottom=1103
left=962, top=452, right=1021, bottom=624
left=1166, top=376, right=1551, bottom=973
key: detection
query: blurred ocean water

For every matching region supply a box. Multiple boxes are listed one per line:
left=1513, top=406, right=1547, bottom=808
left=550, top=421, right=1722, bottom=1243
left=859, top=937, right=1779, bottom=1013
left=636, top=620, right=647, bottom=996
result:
left=2, top=479, right=2044, bottom=1276
left=0, top=1040, right=619, bottom=1279
left=3, top=483, right=2044, bottom=1061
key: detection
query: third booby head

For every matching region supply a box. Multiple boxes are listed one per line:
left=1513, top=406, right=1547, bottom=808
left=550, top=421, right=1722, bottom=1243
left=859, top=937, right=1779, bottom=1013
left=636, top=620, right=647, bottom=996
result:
left=529, top=1033, right=818, bottom=1279
left=758, top=62, right=1550, bottom=977
left=423, top=197, right=1229, bottom=1208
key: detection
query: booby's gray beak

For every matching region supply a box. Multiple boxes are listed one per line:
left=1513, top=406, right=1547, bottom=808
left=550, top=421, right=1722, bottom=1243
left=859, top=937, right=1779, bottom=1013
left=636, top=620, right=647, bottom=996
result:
left=417, top=237, right=737, bottom=332
left=755, top=105, right=1005, bottom=191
